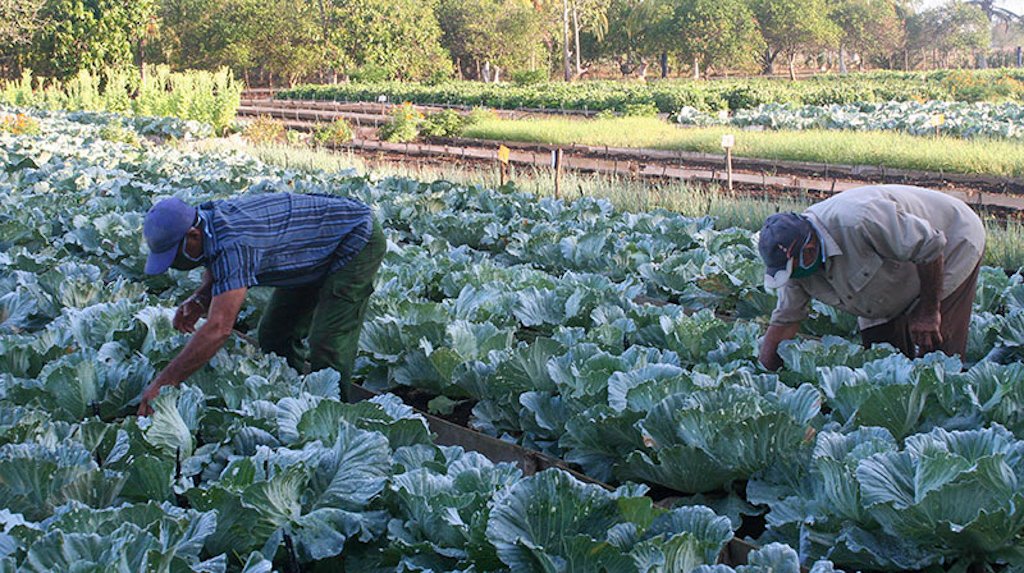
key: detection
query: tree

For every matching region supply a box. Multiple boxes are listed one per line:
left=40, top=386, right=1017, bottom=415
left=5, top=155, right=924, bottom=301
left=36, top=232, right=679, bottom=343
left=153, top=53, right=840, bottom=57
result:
left=942, top=1, right=992, bottom=67
left=674, top=0, right=764, bottom=79
left=26, top=0, right=156, bottom=78
left=330, top=0, right=452, bottom=81
left=438, top=0, right=548, bottom=81
left=570, top=0, right=610, bottom=77
left=599, top=0, right=675, bottom=79
left=830, top=0, right=903, bottom=73
left=751, top=0, right=841, bottom=78
left=155, top=0, right=323, bottom=85
left=966, top=0, right=1021, bottom=24
left=907, top=1, right=990, bottom=69
left=0, top=0, right=46, bottom=75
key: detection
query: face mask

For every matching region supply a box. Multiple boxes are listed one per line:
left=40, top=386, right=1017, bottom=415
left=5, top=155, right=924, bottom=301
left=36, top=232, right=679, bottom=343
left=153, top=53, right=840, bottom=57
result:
left=789, top=230, right=823, bottom=279
left=170, top=233, right=204, bottom=271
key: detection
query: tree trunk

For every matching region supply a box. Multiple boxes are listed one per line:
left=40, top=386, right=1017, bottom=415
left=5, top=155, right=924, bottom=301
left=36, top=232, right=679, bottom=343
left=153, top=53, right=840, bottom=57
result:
left=637, top=59, right=649, bottom=80
left=562, top=0, right=572, bottom=81
left=692, top=54, right=699, bottom=80
left=788, top=53, right=796, bottom=81
left=763, top=48, right=776, bottom=75
left=838, top=45, right=848, bottom=74
left=661, top=52, right=668, bottom=78
left=572, top=0, right=583, bottom=76
left=137, top=39, right=145, bottom=82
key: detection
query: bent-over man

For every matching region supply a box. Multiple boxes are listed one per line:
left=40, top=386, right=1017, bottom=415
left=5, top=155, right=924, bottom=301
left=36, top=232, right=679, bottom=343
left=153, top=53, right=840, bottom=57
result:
left=138, top=192, right=385, bottom=415
left=758, top=184, right=985, bottom=370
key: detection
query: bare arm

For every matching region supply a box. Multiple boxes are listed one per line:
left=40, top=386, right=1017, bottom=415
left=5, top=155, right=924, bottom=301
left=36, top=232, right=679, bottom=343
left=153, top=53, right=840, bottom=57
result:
left=138, top=287, right=247, bottom=415
left=759, top=322, right=802, bottom=371
left=909, top=255, right=944, bottom=355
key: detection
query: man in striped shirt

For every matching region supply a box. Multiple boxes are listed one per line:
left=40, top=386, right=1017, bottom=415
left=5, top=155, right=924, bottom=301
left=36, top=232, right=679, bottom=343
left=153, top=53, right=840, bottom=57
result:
left=137, top=192, right=386, bottom=415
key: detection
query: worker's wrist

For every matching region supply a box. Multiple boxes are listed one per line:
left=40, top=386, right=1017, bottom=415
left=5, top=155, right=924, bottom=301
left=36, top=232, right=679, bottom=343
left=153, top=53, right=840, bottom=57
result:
left=912, top=300, right=940, bottom=316
left=185, top=294, right=209, bottom=311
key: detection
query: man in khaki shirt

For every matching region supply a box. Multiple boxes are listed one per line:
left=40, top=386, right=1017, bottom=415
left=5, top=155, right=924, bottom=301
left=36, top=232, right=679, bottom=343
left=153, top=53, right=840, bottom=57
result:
left=758, top=185, right=985, bottom=370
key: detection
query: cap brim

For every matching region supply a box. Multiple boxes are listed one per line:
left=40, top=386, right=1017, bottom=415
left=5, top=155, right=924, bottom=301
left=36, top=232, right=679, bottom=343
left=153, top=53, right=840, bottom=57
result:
left=144, top=246, right=178, bottom=275
left=764, top=258, right=794, bottom=289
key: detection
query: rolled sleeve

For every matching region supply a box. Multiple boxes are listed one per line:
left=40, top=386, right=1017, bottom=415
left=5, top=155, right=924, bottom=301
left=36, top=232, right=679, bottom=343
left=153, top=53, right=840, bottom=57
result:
left=863, top=203, right=946, bottom=264
left=770, top=283, right=811, bottom=326
left=210, top=244, right=261, bottom=296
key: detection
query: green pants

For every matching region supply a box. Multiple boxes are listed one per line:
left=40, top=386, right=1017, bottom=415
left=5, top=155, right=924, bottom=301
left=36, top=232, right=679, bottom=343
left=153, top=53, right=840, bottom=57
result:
left=257, top=219, right=385, bottom=400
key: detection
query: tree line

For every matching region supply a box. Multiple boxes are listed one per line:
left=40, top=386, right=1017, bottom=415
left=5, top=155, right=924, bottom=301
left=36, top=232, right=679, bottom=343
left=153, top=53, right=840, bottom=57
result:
left=1, top=0, right=1019, bottom=85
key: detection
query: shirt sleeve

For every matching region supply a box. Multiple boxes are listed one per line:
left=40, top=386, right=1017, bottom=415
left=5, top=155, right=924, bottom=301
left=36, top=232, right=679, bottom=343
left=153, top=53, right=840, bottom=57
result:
left=862, top=202, right=946, bottom=264
left=209, top=244, right=261, bottom=296
left=770, top=282, right=811, bottom=326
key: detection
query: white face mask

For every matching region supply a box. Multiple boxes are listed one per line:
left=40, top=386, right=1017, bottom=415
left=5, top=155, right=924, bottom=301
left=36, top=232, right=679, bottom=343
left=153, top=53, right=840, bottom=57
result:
left=764, top=257, right=794, bottom=290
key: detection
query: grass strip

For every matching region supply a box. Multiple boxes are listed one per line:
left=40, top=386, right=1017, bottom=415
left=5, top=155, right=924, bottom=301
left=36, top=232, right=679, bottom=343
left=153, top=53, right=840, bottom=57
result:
left=462, top=117, right=1024, bottom=178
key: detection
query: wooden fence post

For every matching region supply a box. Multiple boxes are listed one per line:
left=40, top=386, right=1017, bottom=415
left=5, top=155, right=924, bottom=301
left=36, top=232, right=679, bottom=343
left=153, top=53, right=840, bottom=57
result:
left=552, top=149, right=564, bottom=200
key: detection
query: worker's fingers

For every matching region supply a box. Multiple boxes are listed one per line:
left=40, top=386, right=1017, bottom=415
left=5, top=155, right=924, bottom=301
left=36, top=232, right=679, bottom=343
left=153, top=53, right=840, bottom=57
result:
left=915, top=330, right=942, bottom=357
left=136, top=402, right=152, bottom=417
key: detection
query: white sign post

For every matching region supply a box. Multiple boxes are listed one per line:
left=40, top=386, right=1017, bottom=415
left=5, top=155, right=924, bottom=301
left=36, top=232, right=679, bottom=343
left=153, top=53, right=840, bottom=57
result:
left=721, top=134, right=736, bottom=191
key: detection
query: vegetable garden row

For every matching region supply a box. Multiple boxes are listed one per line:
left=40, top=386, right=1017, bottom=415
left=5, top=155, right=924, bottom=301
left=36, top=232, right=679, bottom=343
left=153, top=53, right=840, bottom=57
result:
left=3, top=107, right=1024, bottom=571
left=677, top=100, right=1024, bottom=140
left=276, top=70, right=1024, bottom=114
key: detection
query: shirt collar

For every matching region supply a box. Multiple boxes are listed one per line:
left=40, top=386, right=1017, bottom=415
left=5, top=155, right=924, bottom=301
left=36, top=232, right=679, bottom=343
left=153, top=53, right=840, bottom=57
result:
left=197, top=208, right=217, bottom=259
left=805, top=211, right=842, bottom=259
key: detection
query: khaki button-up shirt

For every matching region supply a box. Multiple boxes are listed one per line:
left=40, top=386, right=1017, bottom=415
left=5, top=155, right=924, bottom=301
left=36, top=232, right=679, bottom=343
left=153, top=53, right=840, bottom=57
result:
left=770, top=185, right=985, bottom=330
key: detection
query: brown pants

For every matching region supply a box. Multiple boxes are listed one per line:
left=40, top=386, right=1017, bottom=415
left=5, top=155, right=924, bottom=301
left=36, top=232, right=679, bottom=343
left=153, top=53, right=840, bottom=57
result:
left=860, top=262, right=981, bottom=360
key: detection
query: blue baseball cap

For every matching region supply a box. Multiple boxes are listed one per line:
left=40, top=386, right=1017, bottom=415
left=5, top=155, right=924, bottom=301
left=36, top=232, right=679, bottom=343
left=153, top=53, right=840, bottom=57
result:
left=758, top=212, right=813, bottom=289
left=143, top=197, right=197, bottom=275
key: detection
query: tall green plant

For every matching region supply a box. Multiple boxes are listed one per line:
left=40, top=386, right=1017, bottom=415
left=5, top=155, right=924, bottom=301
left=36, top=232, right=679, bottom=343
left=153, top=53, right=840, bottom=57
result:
left=0, top=66, right=242, bottom=135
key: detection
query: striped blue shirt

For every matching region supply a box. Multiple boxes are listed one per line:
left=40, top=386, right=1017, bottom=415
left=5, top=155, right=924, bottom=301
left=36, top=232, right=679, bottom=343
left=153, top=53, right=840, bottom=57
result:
left=198, top=193, right=373, bottom=296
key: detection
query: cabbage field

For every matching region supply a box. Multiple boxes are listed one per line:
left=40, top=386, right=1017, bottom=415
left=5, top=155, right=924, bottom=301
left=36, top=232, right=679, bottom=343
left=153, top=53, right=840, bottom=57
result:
left=676, top=100, right=1024, bottom=140
left=4, top=107, right=1024, bottom=572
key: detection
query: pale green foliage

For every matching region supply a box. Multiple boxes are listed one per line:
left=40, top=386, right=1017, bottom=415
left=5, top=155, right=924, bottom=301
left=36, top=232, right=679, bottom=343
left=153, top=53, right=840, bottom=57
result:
left=0, top=66, right=241, bottom=134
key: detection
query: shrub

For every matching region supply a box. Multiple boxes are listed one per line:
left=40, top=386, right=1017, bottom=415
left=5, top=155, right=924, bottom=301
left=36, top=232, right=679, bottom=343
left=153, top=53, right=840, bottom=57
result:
left=622, top=102, right=659, bottom=117
left=349, top=65, right=390, bottom=83
left=98, top=120, right=141, bottom=146
left=242, top=116, right=286, bottom=145
left=511, top=70, right=548, bottom=85
left=378, top=103, right=423, bottom=142
left=313, top=119, right=354, bottom=146
left=466, top=106, right=498, bottom=125
left=0, top=113, right=41, bottom=135
left=419, top=109, right=465, bottom=138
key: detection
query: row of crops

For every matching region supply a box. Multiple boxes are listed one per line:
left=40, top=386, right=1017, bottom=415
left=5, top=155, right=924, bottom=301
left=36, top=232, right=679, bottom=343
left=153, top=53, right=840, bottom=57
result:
left=4, top=107, right=1024, bottom=571
left=676, top=100, right=1024, bottom=140
left=276, top=70, right=1024, bottom=114
left=0, top=67, right=242, bottom=135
